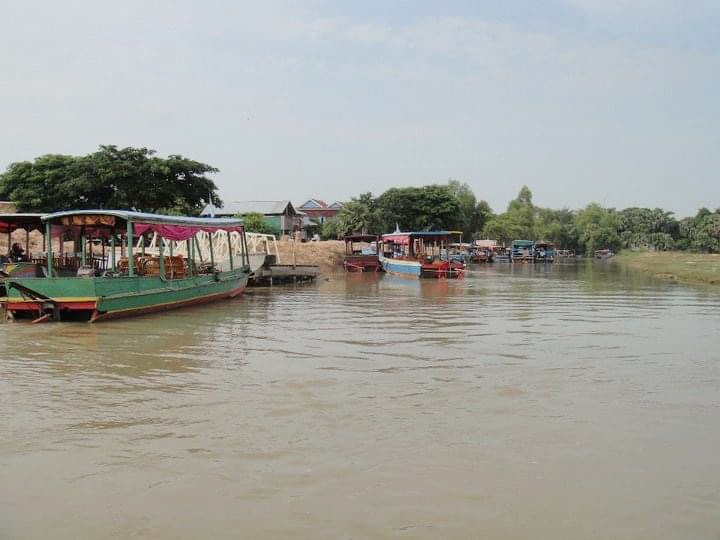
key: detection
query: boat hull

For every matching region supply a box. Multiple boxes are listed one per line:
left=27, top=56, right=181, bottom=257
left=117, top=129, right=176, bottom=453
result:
left=344, top=254, right=381, bottom=272
left=379, top=256, right=464, bottom=278
left=3, top=268, right=250, bottom=322
left=380, top=256, right=422, bottom=277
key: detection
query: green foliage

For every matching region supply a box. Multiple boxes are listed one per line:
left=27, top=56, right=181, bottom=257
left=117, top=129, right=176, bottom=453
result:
left=330, top=192, right=383, bottom=236
left=481, top=186, right=537, bottom=244
left=679, top=209, right=720, bottom=252
left=617, top=207, right=678, bottom=250
left=0, top=145, right=220, bottom=214
left=575, top=203, right=622, bottom=253
left=536, top=207, right=579, bottom=250
left=482, top=213, right=524, bottom=245
left=321, top=217, right=343, bottom=240
left=376, top=184, right=462, bottom=232
left=238, top=212, right=278, bottom=235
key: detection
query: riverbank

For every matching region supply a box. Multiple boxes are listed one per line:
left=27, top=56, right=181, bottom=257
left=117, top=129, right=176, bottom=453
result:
left=274, top=240, right=345, bottom=274
left=616, top=251, right=720, bottom=286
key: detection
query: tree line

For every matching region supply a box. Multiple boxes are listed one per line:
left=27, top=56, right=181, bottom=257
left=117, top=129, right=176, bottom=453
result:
left=1, top=148, right=717, bottom=253
left=323, top=182, right=720, bottom=253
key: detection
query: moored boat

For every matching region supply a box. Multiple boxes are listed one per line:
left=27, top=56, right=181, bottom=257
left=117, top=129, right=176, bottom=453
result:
left=2, top=210, right=251, bottom=322
left=343, top=234, right=381, bottom=272
left=533, top=241, right=555, bottom=263
left=511, top=240, right=535, bottom=262
left=471, top=239, right=497, bottom=263
left=379, top=231, right=466, bottom=278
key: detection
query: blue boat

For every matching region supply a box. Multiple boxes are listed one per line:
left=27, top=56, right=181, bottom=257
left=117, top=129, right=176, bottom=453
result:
left=379, top=231, right=466, bottom=278
left=511, top=240, right=535, bottom=262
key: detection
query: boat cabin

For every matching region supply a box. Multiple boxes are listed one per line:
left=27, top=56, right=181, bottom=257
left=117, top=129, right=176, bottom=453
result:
left=343, top=234, right=380, bottom=272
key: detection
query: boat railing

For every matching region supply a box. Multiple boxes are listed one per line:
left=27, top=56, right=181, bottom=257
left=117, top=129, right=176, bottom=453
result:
left=143, top=230, right=279, bottom=269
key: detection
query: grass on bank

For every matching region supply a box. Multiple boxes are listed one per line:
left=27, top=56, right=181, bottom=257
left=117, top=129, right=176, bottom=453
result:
left=616, top=251, right=720, bottom=286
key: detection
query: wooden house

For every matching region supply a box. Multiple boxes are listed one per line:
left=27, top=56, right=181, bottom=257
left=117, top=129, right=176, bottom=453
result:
left=201, top=200, right=303, bottom=237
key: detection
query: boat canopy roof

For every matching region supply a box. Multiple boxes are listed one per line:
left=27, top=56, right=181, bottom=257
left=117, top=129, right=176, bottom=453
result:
left=42, top=210, right=245, bottom=241
left=0, top=213, right=45, bottom=233
left=43, top=210, right=243, bottom=227
left=382, top=231, right=458, bottom=244
left=474, top=239, right=497, bottom=248
left=511, top=239, right=534, bottom=247
left=344, top=234, right=377, bottom=242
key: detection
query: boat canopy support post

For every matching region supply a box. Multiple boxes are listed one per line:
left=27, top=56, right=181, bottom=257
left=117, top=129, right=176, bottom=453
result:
left=227, top=232, right=234, bottom=270
left=110, top=231, right=116, bottom=272
left=242, top=231, right=249, bottom=267
left=187, top=239, right=194, bottom=276
left=81, top=228, right=86, bottom=266
left=159, top=236, right=165, bottom=278
left=127, top=219, right=134, bottom=276
left=208, top=233, right=215, bottom=269
left=45, top=221, right=52, bottom=277
left=194, top=237, right=204, bottom=264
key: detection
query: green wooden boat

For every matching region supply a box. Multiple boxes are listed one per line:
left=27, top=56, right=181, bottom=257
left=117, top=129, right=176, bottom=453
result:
left=1, top=210, right=251, bottom=323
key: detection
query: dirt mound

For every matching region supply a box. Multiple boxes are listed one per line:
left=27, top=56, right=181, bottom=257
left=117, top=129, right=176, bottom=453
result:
left=274, top=240, right=345, bottom=274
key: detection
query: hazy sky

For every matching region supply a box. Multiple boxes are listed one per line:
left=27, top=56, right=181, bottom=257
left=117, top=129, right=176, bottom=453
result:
left=2, top=0, right=718, bottom=216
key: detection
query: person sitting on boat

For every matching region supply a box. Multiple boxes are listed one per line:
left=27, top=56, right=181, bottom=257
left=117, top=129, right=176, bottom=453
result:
left=9, top=242, right=26, bottom=262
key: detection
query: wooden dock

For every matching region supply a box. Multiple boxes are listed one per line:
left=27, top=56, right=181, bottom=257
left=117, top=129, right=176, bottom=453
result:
left=250, top=263, right=320, bottom=286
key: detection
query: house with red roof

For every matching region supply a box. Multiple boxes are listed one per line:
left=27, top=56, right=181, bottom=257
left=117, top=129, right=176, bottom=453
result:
left=297, top=199, right=344, bottom=225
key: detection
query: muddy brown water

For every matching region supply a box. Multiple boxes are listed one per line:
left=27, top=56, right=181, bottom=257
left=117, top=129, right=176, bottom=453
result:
left=1, top=261, right=719, bottom=539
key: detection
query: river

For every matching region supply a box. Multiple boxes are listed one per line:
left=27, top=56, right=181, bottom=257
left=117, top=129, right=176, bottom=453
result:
left=1, top=261, right=719, bottom=539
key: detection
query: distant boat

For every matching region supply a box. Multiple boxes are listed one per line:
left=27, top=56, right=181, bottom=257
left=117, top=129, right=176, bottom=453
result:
left=595, top=249, right=614, bottom=259
left=533, top=241, right=555, bottom=263
left=511, top=240, right=535, bottom=262
left=379, top=231, right=466, bottom=278
left=471, top=239, right=497, bottom=263
left=2, top=210, right=251, bottom=322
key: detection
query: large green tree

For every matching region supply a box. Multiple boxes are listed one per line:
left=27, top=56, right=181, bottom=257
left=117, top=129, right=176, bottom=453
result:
left=0, top=145, right=221, bottom=214
left=446, top=179, right=493, bottom=238
left=376, top=184, right=462, bottom=232
left=481, top=186, right=537, bottom=243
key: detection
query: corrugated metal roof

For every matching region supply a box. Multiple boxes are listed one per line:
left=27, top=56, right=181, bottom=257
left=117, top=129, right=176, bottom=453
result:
left=202, top=200, right=295, bottom=216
